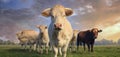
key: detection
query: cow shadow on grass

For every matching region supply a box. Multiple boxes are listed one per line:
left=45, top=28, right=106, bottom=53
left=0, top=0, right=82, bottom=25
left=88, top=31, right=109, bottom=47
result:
left=69, top=50, right=94, bottom=55
left=6, top=48, right=39, bottom=54
left=6, top=48, right=53, bottom=57
left=7, top=48, right=29, bottom=52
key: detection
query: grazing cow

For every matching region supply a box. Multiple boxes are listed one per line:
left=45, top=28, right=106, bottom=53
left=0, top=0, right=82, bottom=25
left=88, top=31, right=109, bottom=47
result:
left=77, top=28, right=102, bottom=52
left=16, top=32, right=29, bottom=49
left=16, top=30, right=38, bottom=51
left=69, top=30, right=79, bottom=52
left=41, top=4, right=73, bottom=57
left=36, top=25, right=50, bottom=54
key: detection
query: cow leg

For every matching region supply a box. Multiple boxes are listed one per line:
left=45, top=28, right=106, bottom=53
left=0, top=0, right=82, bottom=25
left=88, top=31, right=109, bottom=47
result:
left=23, top=44, right=25, bottom=49
left=83, top=43, right=86, bottom=51
left=91, top=44, right=94, bottom=52
left=69, top=42, right=73, bottom=52
left=91, top=40, right=95, bottom=52
left=58, top=47, right=62, bottom=56
left=36, top=42, right=39, bottom=52
left=77, top=40, right=79, bottom=50
left=87, top=44, right=90, bottom=52
left=24, top=43, right=27, bottom=49
left=35, top=40, right=40, bottom=51
left=53, top=46, right=58, bottom=57
left=69, top=43, right=72, bottom=52
left=62, top=44, right=68, bottom=57
left=45, top=43, right=49, bottom=54
left=33, top=44, right=36, bottom=51
left=73, top=42, right=76, bottom=52
left=91, top=41, right=95, bottom=52
left=40, top=45, right=43, bottom=54
left=49, top=43, right=52, bottom=51
left=29, top=44, right=32, bottom=52
left=21, top=44, right=24, bottom=48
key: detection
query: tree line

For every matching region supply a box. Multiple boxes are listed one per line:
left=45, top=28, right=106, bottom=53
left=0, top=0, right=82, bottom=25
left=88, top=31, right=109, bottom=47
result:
left=95, top=38, right=120, bottom=45
left=0, top=38, right=120, bottom=45
left=0, top=39, right=15, bottom=45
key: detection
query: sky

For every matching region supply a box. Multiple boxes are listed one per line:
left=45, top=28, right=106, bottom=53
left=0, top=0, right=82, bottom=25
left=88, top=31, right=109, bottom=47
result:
left=0, top=0, right=120, bottom=43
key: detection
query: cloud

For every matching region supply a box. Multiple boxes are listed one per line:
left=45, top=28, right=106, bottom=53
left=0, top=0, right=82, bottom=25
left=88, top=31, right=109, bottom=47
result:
left=74, top=4, right=95, bottom=16
left=105, top=0, right=113, bottom=6
left=0, top=0, right=120, bottom=42
left=0, top=0, right=34, bottom=9
left=0, top=0, right=11, bottom=3
left=102, top=22, right=120, bottom=42
left=0, top=36, right=9, bottom=41
left=103, top=23, right=120, bottom=36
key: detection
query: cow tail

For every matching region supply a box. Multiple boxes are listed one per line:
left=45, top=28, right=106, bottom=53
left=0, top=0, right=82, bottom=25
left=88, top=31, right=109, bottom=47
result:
left=77, top=34, right=79, bottom=46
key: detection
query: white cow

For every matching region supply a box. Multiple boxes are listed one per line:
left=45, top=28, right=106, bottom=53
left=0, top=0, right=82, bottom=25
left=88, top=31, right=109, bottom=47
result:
left=69, top=30, right=79, bottom=52
left=41, top=4, right=73, bottom=57
left=16, top=32, right=29, bottom=49
left=16, top=30, right=38, bottom=51
left=16, top=31, right=27, bottom=49
left=36, top=25, right=50, bottom=54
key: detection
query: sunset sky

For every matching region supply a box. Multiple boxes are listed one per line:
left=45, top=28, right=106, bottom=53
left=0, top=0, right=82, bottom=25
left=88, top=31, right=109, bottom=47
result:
left=0, top=0, right=120, bottom=43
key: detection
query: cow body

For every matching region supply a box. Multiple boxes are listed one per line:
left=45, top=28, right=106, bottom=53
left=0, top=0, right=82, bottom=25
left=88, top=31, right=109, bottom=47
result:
left=17, top=36, right=29, bottom=49
left=16, top=30, right=38, bottom=51
left=69, top=30, right=79, bottom=52
left=77, top=28, right=102, bottom=52
left=41, top=4, right=73, bottom=57
left=36, top=25, right=50, bottom=54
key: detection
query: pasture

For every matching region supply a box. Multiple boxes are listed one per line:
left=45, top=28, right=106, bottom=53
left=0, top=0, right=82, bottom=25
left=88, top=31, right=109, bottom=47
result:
left=0, top=45, right=120, bottom=57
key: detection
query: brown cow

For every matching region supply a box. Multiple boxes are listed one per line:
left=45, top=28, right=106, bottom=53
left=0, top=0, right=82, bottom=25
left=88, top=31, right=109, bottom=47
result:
left=77, top=28, right=102, bottom=52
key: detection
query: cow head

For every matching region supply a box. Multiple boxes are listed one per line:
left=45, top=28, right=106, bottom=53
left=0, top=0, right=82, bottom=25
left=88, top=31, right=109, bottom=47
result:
left=90, top=28, right=102, bottom=39
left=37, top=25, right=48, bottom=35
left=16, top=31, right=23, bottom=39
left=41, top=4, right=73, bottom=30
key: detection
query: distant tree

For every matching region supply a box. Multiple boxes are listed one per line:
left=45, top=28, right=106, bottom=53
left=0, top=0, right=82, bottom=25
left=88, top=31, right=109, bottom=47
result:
left=117, top=39, right=120, bottom=45
left=0, top=39, right=15, bottom=45
left=0, top=39, right=4, bottom=44
left=4, top=40, right=15, bottom=45
left=95, top=38, right=114, bottom=45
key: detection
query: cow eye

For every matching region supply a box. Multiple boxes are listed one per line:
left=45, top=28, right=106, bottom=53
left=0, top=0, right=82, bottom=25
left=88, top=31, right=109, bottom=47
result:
left=63, top=15, right=66, bottom=17
left=51, top=15, right=54, bottom=18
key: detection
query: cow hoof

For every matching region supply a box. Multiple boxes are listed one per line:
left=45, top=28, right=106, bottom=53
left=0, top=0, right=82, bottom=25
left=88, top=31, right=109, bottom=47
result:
left=46, top=52, right=48, bottom=54
left=91, top=51, right=94, bottom=52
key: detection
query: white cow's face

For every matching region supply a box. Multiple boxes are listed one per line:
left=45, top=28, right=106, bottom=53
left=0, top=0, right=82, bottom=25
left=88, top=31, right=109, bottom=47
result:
left=37, top=25, right=47, bottom=34
left=41, top=5, right=73, bottom=31
left=16, top=31, right=22, bottom=38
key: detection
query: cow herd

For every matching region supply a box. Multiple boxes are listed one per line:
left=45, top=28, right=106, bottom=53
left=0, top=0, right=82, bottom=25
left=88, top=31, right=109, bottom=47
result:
left=16, top=5, right=102, bottom=57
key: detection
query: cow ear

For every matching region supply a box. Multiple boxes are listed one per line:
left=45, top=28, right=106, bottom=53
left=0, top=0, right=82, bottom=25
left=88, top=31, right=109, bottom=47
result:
left=45, top=26, right=47, bottom=29
left=21, top=31, right=24, bottom=35
left=36, top=25, right=40, bottom=28
left=16, top=33, right=18, bottom=36
left=98, top=30, right=102, bottom=32
left=41, top=8, right=51, bottom=17
left=16, top=31, right=21, bottom=36
left=65, top=8, right=73, bottom=16
left=87, top=30, right=91, bottom=32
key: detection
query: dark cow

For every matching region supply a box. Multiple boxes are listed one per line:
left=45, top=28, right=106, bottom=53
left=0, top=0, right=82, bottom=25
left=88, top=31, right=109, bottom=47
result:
left=77, top=28, right=102, bottom=52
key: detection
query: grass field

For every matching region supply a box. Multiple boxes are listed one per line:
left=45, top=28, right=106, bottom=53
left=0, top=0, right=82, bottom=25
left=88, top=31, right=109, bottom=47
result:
left=0, top=45, right=120, bottom=57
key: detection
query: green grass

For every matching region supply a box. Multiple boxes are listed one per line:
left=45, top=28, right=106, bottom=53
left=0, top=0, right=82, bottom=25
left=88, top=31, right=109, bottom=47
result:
left=0, top=45, right=120, bottom=57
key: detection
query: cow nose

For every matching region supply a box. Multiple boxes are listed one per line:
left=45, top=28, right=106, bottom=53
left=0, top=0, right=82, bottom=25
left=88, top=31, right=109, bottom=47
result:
left=94, top=36, right=97, bottom=39
left=41, top=32, right=43, bottom=35
left=54, top=23, right=62, bottom=29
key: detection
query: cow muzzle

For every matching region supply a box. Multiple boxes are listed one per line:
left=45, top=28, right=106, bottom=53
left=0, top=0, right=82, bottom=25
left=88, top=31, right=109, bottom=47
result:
left=94, top=36, right=97, bottom=39
left=54, top=23, right=62, bottom=30
left=40, top=32, right=43, bottom=35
